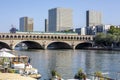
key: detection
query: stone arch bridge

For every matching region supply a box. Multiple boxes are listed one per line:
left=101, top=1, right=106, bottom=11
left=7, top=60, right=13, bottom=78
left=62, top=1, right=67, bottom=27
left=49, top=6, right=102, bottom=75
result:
left=0, top=33, right=94, bottom=50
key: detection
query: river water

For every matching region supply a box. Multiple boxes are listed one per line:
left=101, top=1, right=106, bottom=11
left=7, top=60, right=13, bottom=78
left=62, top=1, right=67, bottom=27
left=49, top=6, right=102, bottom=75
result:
left=14, top=49, right=120, bottom=80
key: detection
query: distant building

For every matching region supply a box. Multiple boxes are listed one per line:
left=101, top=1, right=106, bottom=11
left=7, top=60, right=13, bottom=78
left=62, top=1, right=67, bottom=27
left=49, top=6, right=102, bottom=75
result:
left=86, top=24, right=111, bottom=35
left=96, top=25, right=111, bottom=34
left=45, top=19, right=48, bottom=32
left=10, top=27, right=18, bottom=33
left=86, top=26, right=96, bottom=35
left=86, top=10, right=102, bottom=27
left=16, top=31, right=78, bottom=35
left=75, top=28, right=86, bottom=35
left=117, top=25, right=120, bottom=28
left=19, top=17, right=33, bottom=32
left=48, top=7, right=73, bottom=32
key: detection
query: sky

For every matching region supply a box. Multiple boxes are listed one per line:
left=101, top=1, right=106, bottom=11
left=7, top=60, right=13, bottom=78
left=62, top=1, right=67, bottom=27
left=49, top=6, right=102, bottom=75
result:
left=0, top=0, right=120, bottom=32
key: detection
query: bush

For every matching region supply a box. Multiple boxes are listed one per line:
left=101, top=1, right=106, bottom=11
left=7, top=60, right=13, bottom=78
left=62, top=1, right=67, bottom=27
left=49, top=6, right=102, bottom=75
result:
left=51, top=70, right=61, bottom=77
left=8, top=69, right=15, bottom=73
left=94, top=71, right=104, bottom=80
left=51, top=70, right=56, bottom=76
left=74, top=68, right=86, bottom=79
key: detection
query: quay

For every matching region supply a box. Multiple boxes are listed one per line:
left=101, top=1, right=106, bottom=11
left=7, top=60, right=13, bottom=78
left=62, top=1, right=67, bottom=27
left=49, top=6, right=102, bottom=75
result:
left=0, top=73, right=36, bottom=80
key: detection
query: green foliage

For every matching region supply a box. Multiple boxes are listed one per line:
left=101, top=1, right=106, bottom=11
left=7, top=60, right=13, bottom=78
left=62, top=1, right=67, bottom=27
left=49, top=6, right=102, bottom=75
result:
left=78, top=68, right=83, bottom=74
left=51, top=70, right=61, bottom=77
left=0, top=59, right=4, bottom=65
left=94, top=33, right=107, bottom=47
left=74, top=68, right=86, bottom=79
left=108, top=26, right=120, bottom=35
left=94, top=71, right=103, bottom=77
left=94, top=71, right=104, bottom=80
left=8, top=69, right=16, bottom=73
left=51, top=70, right=56, bottom=76
left=94, top=26, right=120, bottom=47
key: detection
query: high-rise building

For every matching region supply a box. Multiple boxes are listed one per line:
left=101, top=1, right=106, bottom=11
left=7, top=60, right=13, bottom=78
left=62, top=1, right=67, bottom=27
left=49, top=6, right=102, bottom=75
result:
left=45, top=19, right=48, bottom=32
left=48, top=8, right=73, bottom=32
left=19, top=17, right=33, bottom=32
left=86, top=10, right=102, bottom=27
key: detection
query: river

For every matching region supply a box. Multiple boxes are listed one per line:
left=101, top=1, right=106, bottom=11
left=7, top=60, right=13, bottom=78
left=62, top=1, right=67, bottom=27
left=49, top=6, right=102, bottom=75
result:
left=14, top=49, right=120, bottom=80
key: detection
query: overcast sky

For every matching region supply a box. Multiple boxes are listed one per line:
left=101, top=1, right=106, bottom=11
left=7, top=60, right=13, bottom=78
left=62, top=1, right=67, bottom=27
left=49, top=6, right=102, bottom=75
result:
left=0, top=0, right=120, bottom=32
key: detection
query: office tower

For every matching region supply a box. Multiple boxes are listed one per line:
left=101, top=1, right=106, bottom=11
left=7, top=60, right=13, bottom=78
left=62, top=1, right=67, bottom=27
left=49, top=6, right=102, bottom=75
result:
left=19, top=17, right=33, bottom=32
left=48, top=8, right=73, bottom=32
left=45, top=19, right=48, bottom=32
left=86, top=10, right=102, bottom=27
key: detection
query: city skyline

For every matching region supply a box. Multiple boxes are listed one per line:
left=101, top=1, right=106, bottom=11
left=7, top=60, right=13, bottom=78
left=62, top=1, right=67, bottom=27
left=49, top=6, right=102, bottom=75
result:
left=0, top=0, right=120, bottom=32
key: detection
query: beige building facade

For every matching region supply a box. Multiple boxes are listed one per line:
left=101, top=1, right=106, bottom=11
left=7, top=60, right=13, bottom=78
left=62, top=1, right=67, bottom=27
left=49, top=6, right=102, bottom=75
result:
left=86, top=10, right=102, bottom=27
left=48, top=8, right=73, bottom=32
left=19, top=17, right=33, bottom=32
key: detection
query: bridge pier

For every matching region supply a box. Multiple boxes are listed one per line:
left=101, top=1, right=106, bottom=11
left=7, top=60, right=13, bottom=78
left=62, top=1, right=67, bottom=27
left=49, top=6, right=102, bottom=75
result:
left=42, top=45, right=47, bottom=50
left=71, top=45, right=75, bottom=50
left=71, top=42, right=76, bottom=50
left=72, top=46, right=75, bottom=50
left=10, top=44, right=14, bottom=50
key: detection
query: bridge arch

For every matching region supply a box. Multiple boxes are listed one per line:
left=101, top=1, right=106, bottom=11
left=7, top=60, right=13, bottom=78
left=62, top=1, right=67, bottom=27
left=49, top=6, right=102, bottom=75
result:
left=47, top=41, right=72, bottom=49
left=0, top=41, right=11, bottom=49
left=13, top=40, right=43, bottom=50
left=75, top=42, right=93, bottom=49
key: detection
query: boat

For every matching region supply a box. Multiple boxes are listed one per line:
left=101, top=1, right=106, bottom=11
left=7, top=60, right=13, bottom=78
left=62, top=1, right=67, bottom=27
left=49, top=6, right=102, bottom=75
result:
left=19, top=67, right=41, bottom=79
left=22, top=64, right=41, bottom=79
left=28, top=73, right=41, bottom=79
left=11, top=56, right=27, bottom=69
left=10, top=56, right=41, bottom=79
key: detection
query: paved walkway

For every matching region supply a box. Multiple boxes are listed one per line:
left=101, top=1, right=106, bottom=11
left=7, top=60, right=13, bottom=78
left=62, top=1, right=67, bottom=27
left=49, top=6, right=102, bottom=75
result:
left=0, top=73, right=36, bottom=80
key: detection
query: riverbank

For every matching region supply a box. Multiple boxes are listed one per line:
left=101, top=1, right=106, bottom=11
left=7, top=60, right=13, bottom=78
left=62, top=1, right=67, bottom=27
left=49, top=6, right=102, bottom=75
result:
left=84, top=47, right=120, bottom=51
left=0, top=73, right=37, bottom=80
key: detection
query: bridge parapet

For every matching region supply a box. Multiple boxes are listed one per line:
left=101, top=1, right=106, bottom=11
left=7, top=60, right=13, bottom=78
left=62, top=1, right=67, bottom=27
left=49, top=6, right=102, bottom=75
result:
left=0, top=33, right=93, bottom=41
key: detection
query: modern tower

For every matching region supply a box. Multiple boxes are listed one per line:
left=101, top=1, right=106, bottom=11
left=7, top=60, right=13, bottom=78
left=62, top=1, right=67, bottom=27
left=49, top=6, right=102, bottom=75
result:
left=19, top=17, right=33, bottom=32
left=45, top=19, right=48, bottom=32
left=48, top=8, right=73, bottom=32
left=86, top=10, right=102, bottom=27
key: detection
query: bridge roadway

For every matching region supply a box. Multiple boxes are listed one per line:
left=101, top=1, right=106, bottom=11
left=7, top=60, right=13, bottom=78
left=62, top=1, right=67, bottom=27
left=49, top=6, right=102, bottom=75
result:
left=0, top=33, right=93, bottom=50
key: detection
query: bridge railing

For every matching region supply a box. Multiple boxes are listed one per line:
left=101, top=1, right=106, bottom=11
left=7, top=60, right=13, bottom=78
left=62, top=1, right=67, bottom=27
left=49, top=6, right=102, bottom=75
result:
left=0, top=33, right=93, bottom=41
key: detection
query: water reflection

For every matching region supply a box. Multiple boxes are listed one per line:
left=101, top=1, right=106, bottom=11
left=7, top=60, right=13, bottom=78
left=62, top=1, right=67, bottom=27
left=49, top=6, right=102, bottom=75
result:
left=15, top=50, right=120, bottom=80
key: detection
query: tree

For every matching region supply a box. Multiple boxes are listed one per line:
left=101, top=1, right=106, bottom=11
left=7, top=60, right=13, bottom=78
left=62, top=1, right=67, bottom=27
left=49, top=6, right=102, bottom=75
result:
left=94, top=26, right=120, bottom=48
left=107, top=26, right=115, bottom=34
left=107, top=26, right=120, bottom=47
left=94, top=33, right=106, bottom=47
left=105, top=34, right=115, bottom=46
left=108, top=26, right=120, bottom=35
left=94, top=33, right=115, bottom=47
